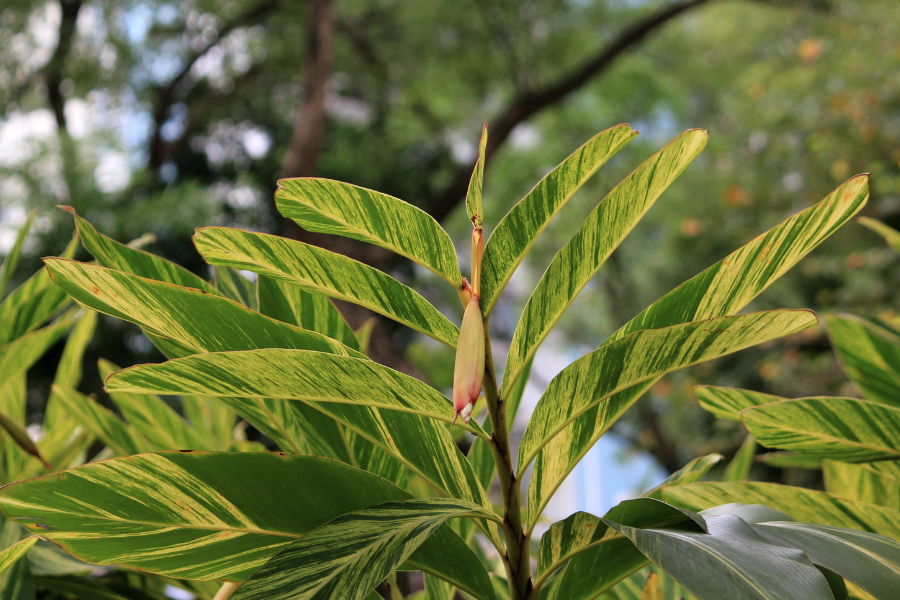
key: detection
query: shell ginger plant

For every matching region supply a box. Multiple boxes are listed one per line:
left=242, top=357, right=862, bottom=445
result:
left=0, top=124, right=895, bottom=600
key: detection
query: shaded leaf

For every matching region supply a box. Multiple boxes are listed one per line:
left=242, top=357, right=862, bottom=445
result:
left=858, top=217, right=900, bottom=252
left=724, top=435, right=757, bottom=482
left=0, top=209, right=37, bottom=299
left=695, top=386, right=784, bottom=421
left=0, top=312, right=78, bottom=390
left=215, top=266, right=257, bottom=309
left=825, top=314, right=900, bottom=409
left=0, top=538, right=37, bottom=575
left=50, top=384, right=150, bottom=456
left=0, top=410, right=49, bottom=469
left=643, top=454, right=723, bottom=500
left=466, top=123, right=487, bottom=228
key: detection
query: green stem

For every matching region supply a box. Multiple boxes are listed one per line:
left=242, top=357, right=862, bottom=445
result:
left=213, top=582, right=240, bottom=600
left=483, top=326, right=532, bottom=600
left=386, top=571, right=404, bottom=600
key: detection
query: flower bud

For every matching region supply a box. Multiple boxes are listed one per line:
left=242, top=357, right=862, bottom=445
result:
left=453, top=294, right=485, bottom=424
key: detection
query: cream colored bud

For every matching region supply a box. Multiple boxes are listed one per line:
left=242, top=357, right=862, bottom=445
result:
left=452, top=294, right=485, bottom=425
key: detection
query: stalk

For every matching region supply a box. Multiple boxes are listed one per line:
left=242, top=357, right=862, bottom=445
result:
left=483, top=326, right=532, bottom=600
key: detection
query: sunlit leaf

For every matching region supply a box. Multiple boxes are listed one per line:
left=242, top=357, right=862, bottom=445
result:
left=480, top=124, right=638, bottom=315
left=276, top=178, right=462, bottom=287
left=825, top=314, right=900, bottom=409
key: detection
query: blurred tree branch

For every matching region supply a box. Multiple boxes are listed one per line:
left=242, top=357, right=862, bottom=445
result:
left=148, top=0, right=281, bottom=170
left=281, top=0, right=333, bottom=178
left=426, top=0, right=713, bottom=223
left=43, top=0, right=83, bottom=130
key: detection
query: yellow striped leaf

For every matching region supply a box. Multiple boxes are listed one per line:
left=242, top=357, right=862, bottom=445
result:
left=0, top=209, right=36, bottom=299
left=520, top=310, right=816, bottom=499
left=257, top=275, right=359, bottom=351
left=44, top=309, right=97, bottom=427
left=276, top=178, right=462, bottom=287
left=694, top=386, right=784, bottom=421
left=525, top=174, right=869, bottom=531
left=105, top=349, right=489, bottom=440
left=823, top=460, right=900, bottom=510
left=64, top=206, right=219, bottom=294
left=194, top=227, right=459, bottom=348
left=643, top=454, right=723, bottom=500
left=50, top=385, right=151, bottom=456
left=0, top=313, right=78, bottom=390
left=465, top=123, right=487, bottom=228
left=0, top=538, right=37, bottom=575
left=0, top=452, right=488, bottom=591
left=825, top=314, right=900, bottom=408
left=502, top=130, right=707, bottom=395
left=741, top=397, right=900, bottom=462
left=231, top=498, right=499, bottom=600
left=42, top=259, right=361, bottom=358
left=723, top=435, right=757, bottom=482
left=98, top=359, right=213, bottom=452
left=480, top=124, right=638, bottom=315
left=214, top=266, right=257, bottom=309
left=662, top=482, right=900, bottom=542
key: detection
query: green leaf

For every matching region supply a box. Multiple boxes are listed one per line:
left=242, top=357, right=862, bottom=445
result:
left=35, top=575, right=132, bottom=600
left=105, top=349, right=488, bottom=439
left=756, top=452, right=824, bottom=470
left=231, top=498, right=499, bottom=600
left=0, top=232, right=79, bottom=347
left=466, top=123, right=487, bottom=228
left=741, top=397, right=900, bottom=462
left=823, top=460, right=900, bottom=510
left=724, top=435, right=757, bottom=482
left=858, top=217, right=900, bottom=252
left=43, top=259, right=362, bottom=357
left=643, top=454, right=724, bottom=500
left=503, top=130, right=707, bottom=394
left=182, top=396, right=236, bottom=453
left=275, top=178, right=462, bottom=287
left=695, top=386, right=784, bottom=421
left=825, top=314, right=900, bottom=408
left=0, top=209, right=37, bottom=299
left=0, top=452, right=482, bottom=586
left=662, top=482, right=900, bottom=542
left=44, top=309, right=97, bottom=427
left=98, top=359, right=213, bottom=452
left=194, top=227, right=459, bottom=348
left=257, top=274, right=359, bottom=351
left=605, top=513, right=833, bottom=600
left=214, top=266, right=257, bottom=309
left=0, top=312, right=78, bottom=390
left=479, top=124, right=637, bottom=315
left=537, top=512, right=606, bottom=580
left=50, top=384, right=150, bottom=456
left=521, top=310, right=816, bottom=491
left=0, top=538, right=37, bottom=575
left=751, top=521, right=900, bottom=600
left=64, top=206, right=219, bottom=294
left=526, top=174, right=870, bottom=532
left=0, top=409, right=49, bottom=469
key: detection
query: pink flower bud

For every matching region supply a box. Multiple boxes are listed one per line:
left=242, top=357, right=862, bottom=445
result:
left=452, top=294, right=485, bottom=424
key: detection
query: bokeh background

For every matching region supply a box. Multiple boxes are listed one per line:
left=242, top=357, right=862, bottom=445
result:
left=2, top=0, right=899, bottom=525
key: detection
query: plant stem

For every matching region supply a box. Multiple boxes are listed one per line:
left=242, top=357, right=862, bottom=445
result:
left=483, top=326, right=532, bottom=600
left=212, top=582, right=240, bottom=600
left=385, top=572, right=404, bottom=600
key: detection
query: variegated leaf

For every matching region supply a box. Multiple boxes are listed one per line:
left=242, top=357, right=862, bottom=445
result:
left=825, top=314, right=900, bottom=408
left=742, top=397, right=900, bottom=462
left=276, top=178, right=461, bottom=287
left=480, top=124, right=637, bottom=315
left=694, top=386, right=784, bottom=421
left=231, top=498, right=499, bottom=600
left=0, top=312, right=78, bottom=389
left=642, top=454, right=723, bottom=500
left=0, top=234, right=79, bottom=347
left=98, top=359, right=213, bottom=452
left=0, top=538, right=37, bottom=575
left=521, top=309, right=817, bottom=516
left=0, top=209, right=36, bottom=299
left=43, top=259, right=362, bottom=358
left=0, top=452, right=487, bottom=592
left=215, top=266, right=257, bottom=309
left=465, top=123, right=487, bottom=228
left=257, top=275, right=359, bottom=351
left=50, top=385, right=151, bottom=456
left=526, top=174, right=869, bottom=531
left=194, top=227, right=459, bottom=348
left=106, top=349, right=489, bottom=439
left=823, top=460, right=900, bottom=510
left=723, top=435, right=757, bottom=482
left=662, top=482, right=900, bottom=542
left=503, top=129, right=708, bottom=395
left=44, top=309, right=97, bottom=427
left=63, top=206, right=219, bottom=294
